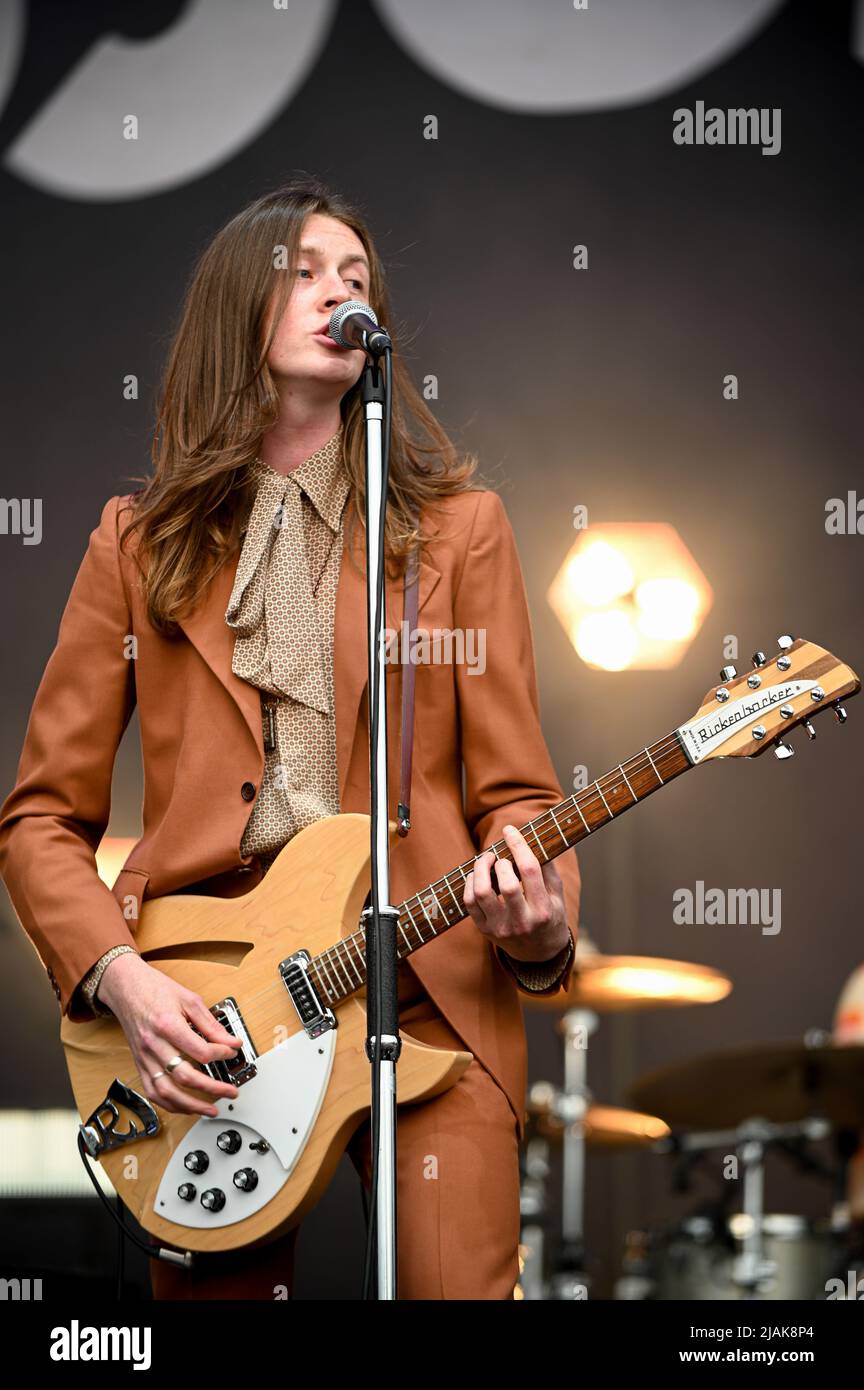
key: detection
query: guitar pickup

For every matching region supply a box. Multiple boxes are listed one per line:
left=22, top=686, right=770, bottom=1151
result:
left=197, top=997, right=258, bottom=1087
left=279, top=951, right=337, bottom=1039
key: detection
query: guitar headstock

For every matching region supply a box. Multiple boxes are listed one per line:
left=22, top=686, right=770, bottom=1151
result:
left=675, top=636, right=860, bottom=763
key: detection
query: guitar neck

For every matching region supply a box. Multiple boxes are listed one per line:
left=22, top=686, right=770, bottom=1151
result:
left=309, top=731, right=692, bottom=1002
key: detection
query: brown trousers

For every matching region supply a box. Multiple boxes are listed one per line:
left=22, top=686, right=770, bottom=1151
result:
left=148, top=994, right=522, bottom=1300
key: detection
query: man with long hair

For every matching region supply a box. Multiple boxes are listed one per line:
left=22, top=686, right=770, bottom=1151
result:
left=0, top=177, right=581, bottom=1300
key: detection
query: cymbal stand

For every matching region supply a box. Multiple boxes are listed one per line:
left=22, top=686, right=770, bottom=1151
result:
left=547, top=1007, right=598, bottom=1300
left=519, top=1131, right=551, bottom=1301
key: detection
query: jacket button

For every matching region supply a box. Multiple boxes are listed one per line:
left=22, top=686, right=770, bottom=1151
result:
left=241, top=782, right=256, bottom=801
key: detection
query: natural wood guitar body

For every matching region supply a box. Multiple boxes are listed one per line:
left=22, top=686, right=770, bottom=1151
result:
left=61, top=814, right=472, bottom=1253
left=59, top=638, right=860, bottom=1253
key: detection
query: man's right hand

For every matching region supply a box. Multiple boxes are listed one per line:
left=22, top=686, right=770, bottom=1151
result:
left=97, top=952, right=241, bottom=1117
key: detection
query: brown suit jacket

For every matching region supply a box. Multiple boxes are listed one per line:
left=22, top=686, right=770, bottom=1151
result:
left=0, top=485, right=581, bottom=1139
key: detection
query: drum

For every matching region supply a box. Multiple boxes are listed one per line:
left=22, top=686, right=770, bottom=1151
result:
left=646, top=1212, right=847, bottom=1301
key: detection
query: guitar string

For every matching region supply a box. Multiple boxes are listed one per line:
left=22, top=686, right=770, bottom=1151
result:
left=188, top=733, right=689, bottom=1039
left=182, top=670, right=828, bottom=1054
left=322, top=732, right=689, bottom=985
left=224, top=735, right=688, bottom=1020
left=291, top=687, right=808, bottom=1001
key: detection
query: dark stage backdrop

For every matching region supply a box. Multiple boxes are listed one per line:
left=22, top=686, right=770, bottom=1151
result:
left=0, top=0, right=862, bottom=1298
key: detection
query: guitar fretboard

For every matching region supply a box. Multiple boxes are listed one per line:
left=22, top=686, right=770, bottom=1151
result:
left=307, top=731, right=691, bottom=1005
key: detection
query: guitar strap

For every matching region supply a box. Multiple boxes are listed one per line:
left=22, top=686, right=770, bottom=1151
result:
left=397, top=544, right=420, bottom=837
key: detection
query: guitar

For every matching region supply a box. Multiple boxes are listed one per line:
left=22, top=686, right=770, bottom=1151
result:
left=62, top=635, right=859, bottom=1252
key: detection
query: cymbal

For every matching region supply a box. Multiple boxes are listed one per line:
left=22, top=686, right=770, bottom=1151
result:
left=526, top=1087, right=670, bottom=1148
left=628, top=1040, right=864, bottom=1129
left=526, top=952, right=733, bottom=1013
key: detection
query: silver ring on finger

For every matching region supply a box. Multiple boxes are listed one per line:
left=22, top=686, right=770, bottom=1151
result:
left=150, top=1070, right=166, bottom=1082
left=165, top=1055, right=185, bottom=1074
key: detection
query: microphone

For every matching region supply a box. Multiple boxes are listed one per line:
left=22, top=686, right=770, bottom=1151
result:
left=328, top=300, right=392, bottom=356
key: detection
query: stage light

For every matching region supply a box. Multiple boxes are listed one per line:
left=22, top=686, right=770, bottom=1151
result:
left=94, top=836, right=140, bottom=889
left=574, top=608, right=639, bottom=671
left=566, top=539, right=635, bottom=607
left=548, top=522, right=712, bottom=671
left=635, top=576, right=702, bottom=642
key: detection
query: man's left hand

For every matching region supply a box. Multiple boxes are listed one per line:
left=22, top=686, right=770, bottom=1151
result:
left=464, top=824, right=570, bottom=963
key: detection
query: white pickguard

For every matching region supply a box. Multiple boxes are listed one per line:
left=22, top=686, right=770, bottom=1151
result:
left=153, top=1025, right=336, bottom=1230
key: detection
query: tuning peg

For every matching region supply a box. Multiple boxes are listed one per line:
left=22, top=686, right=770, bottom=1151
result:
left=833, top=701, right=848, bottom=724
left=804, top=720, right=817, bottom=739
left=777, top=634, right=795, bottom=650
left=774, top=741, right=795, bottom=760
left=751, top=651, right=767, bottom=668
left=719, top=665, right=737, bottom=682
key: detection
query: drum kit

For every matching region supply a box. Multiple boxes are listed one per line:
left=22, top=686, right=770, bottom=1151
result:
left=517, top=928, right=864, bottom=1301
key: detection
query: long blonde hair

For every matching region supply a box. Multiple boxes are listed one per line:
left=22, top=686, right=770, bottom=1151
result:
left=120, top=175, right=482, bottom=635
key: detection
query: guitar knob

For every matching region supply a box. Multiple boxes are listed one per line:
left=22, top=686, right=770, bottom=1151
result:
left=777, top=634, right=795, bottom=650
left=217, top=1129, right=242, bottom=1155
left=720, top=665, right=737, bottom=681
left=184, top=1150, right=209, bottom=1174
left=774, top=742, right=795, bottom=760
left=201, top=1188, right=226, bottom=1212
left=804, top=720, right=817, bottom=740
left=834, top=702, right=848, bottom=723
left=751, top=651, right=767, bottom=668
left=233, top=1168, right=259, bottom=1192
left=177, top=1183, right=197, bottom=1202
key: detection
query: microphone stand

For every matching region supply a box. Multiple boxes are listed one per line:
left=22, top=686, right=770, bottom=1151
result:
left=358, top=340, right=400, bottom=1300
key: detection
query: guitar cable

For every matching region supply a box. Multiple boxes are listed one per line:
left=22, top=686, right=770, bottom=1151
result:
left=117, top=1195, right=125, bottom=1300
left=77, top=1132, right=194, bottom=1287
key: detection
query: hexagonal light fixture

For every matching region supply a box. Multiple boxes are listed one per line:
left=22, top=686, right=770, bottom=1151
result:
left=547, top=522, right=712, bottom=671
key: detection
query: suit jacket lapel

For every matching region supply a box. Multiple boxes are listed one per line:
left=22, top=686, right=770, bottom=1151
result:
left=334, top=517, right=440, bottom=803
left=177, top=553, right=263, bottom=754
left=177, top=515, right=441, bottom=804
